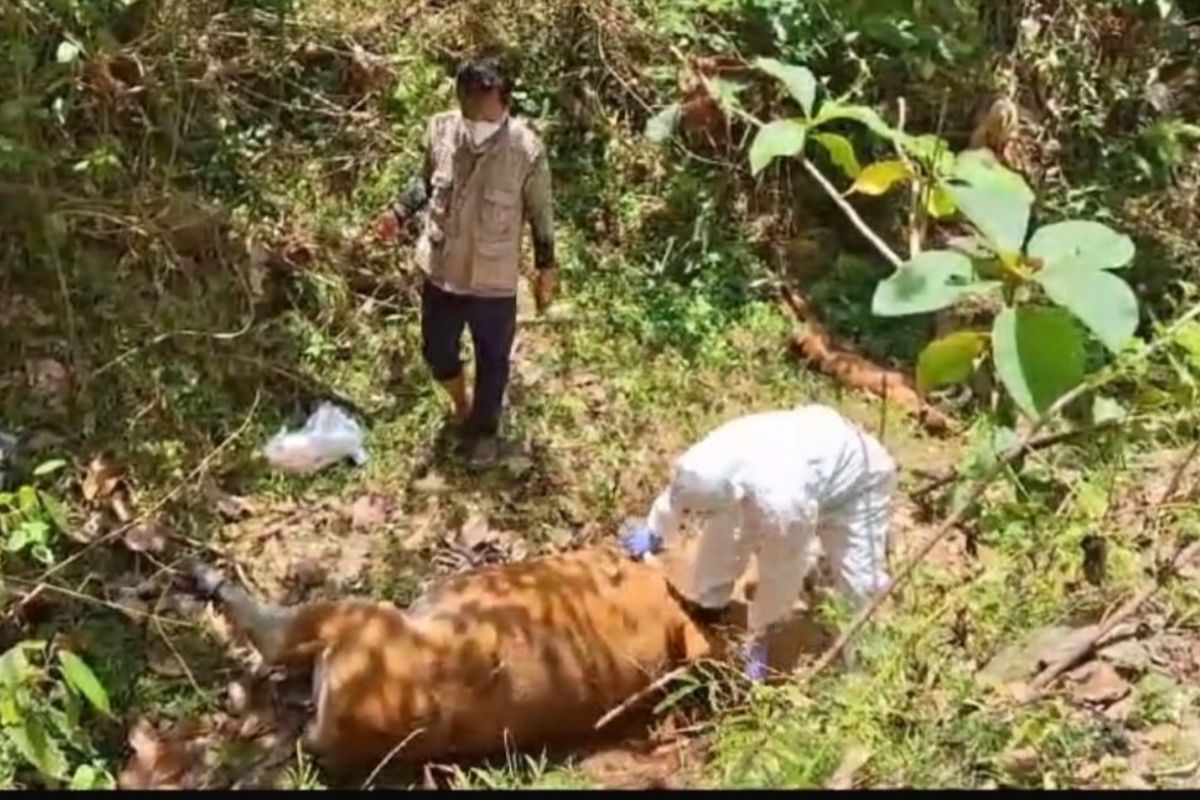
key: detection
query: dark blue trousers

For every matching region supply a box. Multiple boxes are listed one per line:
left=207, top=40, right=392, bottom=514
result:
left=420, top=280, right=516, bottom=437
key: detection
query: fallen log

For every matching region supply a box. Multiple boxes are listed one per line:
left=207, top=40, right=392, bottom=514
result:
left=779, top=286, right=958, bottom=436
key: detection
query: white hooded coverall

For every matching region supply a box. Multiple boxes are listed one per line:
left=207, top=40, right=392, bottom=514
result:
left=646, top=405, right=896, bottom=635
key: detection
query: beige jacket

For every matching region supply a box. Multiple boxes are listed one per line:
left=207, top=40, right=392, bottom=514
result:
left=411, top=111, right=554, bottom=298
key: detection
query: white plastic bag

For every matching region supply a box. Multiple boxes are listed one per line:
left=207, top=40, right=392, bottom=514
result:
left=262, top=403, right=368, bottom=474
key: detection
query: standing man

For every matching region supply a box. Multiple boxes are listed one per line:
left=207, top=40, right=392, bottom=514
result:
left=376, top=58, right=556, bottom=468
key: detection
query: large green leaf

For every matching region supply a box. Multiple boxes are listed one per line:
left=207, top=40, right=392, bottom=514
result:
left=946, top=150, right=1034, bottom=256
left=6, top=718, right=67, bottom=780
left=872, top=250, right=997, bottom=317
left=644, top=103, right=681, bottom=144
left=811, top=133, right=861, bottom=178
left=57, top=651, right=111, bottom=717
left=917, top=332, right=988, bottom=393
left=749, top=119, right=808, bottom=175
left=992, top=306, right=1086, bottom=419
left=1026, top=221, right=1136, bottom=272
left=814, top=101, right=895, bottom=140
left=1036, top=268, right=1139, bottom=354
left=754, top=58, right=817, bottom=117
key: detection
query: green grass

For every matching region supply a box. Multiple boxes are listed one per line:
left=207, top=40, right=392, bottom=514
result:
left=2, top=0, right=1199, bottom=790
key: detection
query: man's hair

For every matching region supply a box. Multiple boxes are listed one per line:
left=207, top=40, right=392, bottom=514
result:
left=455, top=58, right=512, bottom=103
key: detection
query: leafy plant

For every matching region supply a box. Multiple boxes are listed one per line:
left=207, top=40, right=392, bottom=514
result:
left=872, top=156, right=1140, bottom=418
left=0, top=641, right=115, bottom=789
left=748, top=60, right=1142, bottom=420
left=0, top=460, right=69, bottom=567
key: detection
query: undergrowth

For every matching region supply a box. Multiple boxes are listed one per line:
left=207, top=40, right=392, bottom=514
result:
left=1, top=0, right=1199, bottom=790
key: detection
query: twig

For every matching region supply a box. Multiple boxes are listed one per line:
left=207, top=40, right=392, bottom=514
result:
left=5, top=583, right=46, bottom=621
left=2, top=575, right=195, bottom=628
left=594, top=665, right=691, bottom=730
left=89, top=316, right=255, bottom=380
left=798, top=157, right=904, bottom=269
left=912, top=417, right=1129, bottom=500
left=1026, top=439, right=1200, bottom=693
left=361, top=728, right=426, bottom=789
left=913, top=411, right=1194, bottom=501
left=33, top=391, right=262, bottom=584
left=153, top=613, right=211, bottom=701
left=1028, top=536, right=1200, bottom=695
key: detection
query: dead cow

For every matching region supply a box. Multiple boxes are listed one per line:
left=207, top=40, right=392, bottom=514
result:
left=186, top=547, right=714, bottom=773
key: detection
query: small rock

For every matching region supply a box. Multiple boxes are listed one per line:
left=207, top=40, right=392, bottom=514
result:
left=286, top=558, right=326, bottom=590
left=999, top=746, right=1040, bottom=778
left=347, top=494, right=389, bottom=530
left=411, top=473, right=449, bottom=494
left=1100, top=639, right=1152, bottom=675
left=1105, top=695, right=1136, bottom=723
left=124, top=521, right=169, bottom=554
left=1068, top=661, right=1131, bottom=706
left=1149, top=633, right=1192, bottom=669
left=979, top=625, right=1092, bottom=686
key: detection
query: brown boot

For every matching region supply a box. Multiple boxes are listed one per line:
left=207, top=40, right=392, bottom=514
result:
left=438, top=374, right=471, bottom=427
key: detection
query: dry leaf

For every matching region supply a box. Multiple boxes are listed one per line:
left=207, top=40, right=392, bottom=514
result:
left=203, top=482, right=258, bottom=521
left=118, top=718, right=207, bottom=790
left=412, top=472, right=449, bottom=494
left=25, top=358, right=71, bottom=402
left=459, top=512, right=493, bottom=550
left=826, top=745, right=872, bottom=789
left=82, top=453, right=123, bottom=502
left=124, top=521, right=169, bottom=554
left=110, top=492, right=134, bottom=522
left=1068, top=661, right=1131, bottom=706
left=65, top=511, right=106, bottom=545
left=148, top=648, right=187, bottom=678
left=112, top=588, right=151, bottom=623
left=347, top=493, right=389, bottom=530
left=225, top=681, right=249, bottom=715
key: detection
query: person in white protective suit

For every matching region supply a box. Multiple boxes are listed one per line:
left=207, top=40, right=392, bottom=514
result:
left=621, top=404, right=896, bottom=681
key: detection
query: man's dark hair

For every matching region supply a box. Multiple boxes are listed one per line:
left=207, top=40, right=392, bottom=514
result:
left=455, top=58, right=512, bottom=103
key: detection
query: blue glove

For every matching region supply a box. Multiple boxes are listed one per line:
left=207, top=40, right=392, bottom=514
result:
left=742, top=636, right=770, bottom=682
left=620, top=523, right=662, bottom=560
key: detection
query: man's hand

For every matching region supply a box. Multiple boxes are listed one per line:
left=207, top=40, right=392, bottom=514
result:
left=620, top=523, right=662, bottom=561
left=742, top=635, right=770, bottom=682
left=533, top=267, right=557, bottom=313
left=374, top=209, right=403, bottom=243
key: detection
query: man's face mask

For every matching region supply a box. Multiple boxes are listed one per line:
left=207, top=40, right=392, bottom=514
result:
left=465, top=117, right=503, bottom=146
